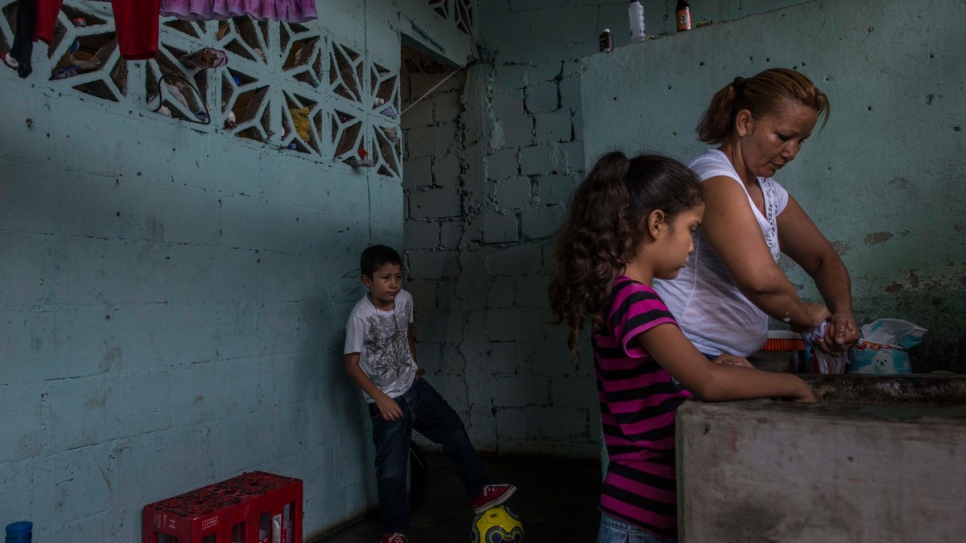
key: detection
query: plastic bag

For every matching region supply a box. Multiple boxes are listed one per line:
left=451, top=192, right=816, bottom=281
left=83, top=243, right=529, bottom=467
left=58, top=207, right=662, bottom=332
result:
left=289, top=107, right=311, bottom=141
left=847, top=319, right=926, bottom=374
left=803, top=321, right=849, bottom=374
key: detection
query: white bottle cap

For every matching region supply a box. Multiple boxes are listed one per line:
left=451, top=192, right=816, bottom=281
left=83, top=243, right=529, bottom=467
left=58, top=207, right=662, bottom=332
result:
left=603, top=28, right=610, bottom=32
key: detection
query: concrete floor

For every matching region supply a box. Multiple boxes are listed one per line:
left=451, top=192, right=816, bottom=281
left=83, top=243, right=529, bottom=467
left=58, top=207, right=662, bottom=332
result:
left=311, top=452, right=602, bottom=543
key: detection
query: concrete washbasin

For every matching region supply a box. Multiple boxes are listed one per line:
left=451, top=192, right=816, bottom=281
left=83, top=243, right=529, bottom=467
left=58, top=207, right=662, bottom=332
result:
left=677, top=374, right=966, bottom=543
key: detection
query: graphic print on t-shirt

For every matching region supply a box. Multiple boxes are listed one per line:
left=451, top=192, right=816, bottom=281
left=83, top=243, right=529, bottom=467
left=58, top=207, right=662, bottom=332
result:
left=362, top=300, right=413, bottom=389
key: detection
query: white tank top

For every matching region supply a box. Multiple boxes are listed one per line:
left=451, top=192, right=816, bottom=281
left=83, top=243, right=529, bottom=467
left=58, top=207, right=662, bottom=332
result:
left=653, top=149, right=789, bottom=357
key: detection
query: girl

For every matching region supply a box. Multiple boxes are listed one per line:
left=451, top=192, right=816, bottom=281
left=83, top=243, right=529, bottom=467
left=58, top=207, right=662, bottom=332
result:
left=548, top=152, right=816, bottom=543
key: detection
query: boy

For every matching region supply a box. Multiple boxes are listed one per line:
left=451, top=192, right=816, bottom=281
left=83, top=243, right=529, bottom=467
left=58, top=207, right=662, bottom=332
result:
left=344, top=245, right=516, bottom=543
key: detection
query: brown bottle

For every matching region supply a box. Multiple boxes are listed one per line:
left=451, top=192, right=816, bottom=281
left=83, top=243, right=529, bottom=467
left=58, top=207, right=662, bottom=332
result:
left=676, top=0, right=692, bottom=31
left=599, top=28, right=613, bottom=53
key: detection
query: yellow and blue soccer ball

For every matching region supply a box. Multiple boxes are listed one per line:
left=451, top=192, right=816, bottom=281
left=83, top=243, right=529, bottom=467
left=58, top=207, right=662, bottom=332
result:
left=470, top=505, right=523, bottom=543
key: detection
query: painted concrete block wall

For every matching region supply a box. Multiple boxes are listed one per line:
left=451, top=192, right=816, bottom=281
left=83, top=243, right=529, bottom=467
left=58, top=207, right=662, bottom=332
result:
left=0, top=1, right=471, bottom=541
left=582, top=0, right=966, bottom=370
left=397, top=1, right=815, bottom=456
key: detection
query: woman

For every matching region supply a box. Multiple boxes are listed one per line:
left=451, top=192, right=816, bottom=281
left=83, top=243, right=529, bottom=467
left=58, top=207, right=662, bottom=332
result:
left=654, top=68, right=859, bottom=360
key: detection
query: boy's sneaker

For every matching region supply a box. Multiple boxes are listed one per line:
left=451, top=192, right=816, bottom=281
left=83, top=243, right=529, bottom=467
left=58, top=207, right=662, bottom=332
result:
left=471, top=484, right=517, bottom=515
left=380, top=533, right=407, bottom=543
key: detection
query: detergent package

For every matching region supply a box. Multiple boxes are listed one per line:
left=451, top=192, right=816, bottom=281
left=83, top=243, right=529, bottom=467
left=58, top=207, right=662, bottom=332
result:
left=847, top=318, right=927, bottom=374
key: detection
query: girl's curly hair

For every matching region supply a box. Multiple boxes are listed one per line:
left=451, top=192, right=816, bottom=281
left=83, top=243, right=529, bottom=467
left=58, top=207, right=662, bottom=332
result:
left=548, top=152, right=703, bottom=363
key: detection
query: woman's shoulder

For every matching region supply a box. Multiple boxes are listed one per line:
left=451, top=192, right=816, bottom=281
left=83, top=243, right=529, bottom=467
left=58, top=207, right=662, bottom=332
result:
left=688, top=149, right=740, bottom=182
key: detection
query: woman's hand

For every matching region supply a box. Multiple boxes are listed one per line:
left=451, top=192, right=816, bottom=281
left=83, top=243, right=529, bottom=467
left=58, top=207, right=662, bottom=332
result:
left=821, top=311, right=859, bottom=354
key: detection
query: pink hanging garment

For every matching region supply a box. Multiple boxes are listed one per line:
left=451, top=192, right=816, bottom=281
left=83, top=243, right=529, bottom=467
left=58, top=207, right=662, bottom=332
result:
left=160, top=1, right=318, bottom=23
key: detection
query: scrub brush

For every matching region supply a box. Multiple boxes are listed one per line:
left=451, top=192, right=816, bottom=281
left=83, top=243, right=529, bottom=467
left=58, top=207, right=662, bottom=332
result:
left=763, top=330, right=805, bottom=351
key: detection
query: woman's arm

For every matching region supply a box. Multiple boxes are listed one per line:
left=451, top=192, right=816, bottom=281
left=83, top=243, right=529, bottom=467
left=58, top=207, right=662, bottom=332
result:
left=638, top=323, right=816, bottom=403
left=700, top=177, right=829, bottom=330
left=776, top=196, right=860, bottom=351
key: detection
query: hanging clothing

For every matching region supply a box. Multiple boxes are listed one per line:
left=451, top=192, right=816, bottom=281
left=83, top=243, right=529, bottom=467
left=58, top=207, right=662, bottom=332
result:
left=160, top=1, right=318, bottom=23
left=34, top=1, right=162, bottom=60
left=9, top=0, right=36, bottom=78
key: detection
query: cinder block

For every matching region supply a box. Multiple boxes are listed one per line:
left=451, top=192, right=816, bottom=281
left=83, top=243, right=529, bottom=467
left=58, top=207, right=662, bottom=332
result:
left=521, top=205, right=565, bottom=240
left=497, top=176, right=532, bottom=209
left=404, top=220, right=439, bottom=250
left=109, top=302, right=220, bottom=371
left=410, top=71, right=464, bottom=97
left=483, top=212, right=518, bottom=244
left=415, top=309, right=463, bottom=343
left=535, top=110, right=573, bottom=144
left=559, top=75, right=582, bottom=112
left=486, top=244, right=544, bottom=276
left=0, top=309, right=31, bottom=384
left=439, top=344, right=467, bottom=374
left=527, top=62, right=562, bottom=84
left=33, top=306, right=114, bottom=381
left=408, top=249, right=459, bottom=280
left=433, top=91, right=464, bottom=122
left=526, top=406, right=589, bottom=440
left=491, top=91, right=525, bottom=121
left=403, top=97, right=433, bottom=128
left=559, top=140, right=584, bottom=174
left=0, top=383, right=42, bottom=463
left=171, top=357, right=262, bottom=427
left=164, top=244, right=214, bottom=304
left=406, top=122, right=458, bottom=159
left=493, top=63, right=529, bottom=91
left=562, top=60, right=584, bottom=80
left=0, top=233, right=46, bottom=306
left=550, top=375, right=598, bottom=409
left=526, top=82, right=559, bottom=114
left=35, top=444, right=113, bottom=525
left=536, top=174, right=577, bottom=206
left=494, top=408, right=528, bottom=442
left=432, top=153, right=462, bottom=188
left=486, top=276, right=517, bottom=309
left=436, top=280, right=460, bottom=311
left=486, top=307, right=549, bottom=342
left=520, top=143, right=557, bottom=176
left=210, top=247, right=259, bottom=302
left=501, top=114, right=535, bottom=149
left=486, top=147, right=520, bottom=180
left=45, top=238, right=166, bottom=305
left=491, top=375, right=550, bottom=408
left=404, top=280, right=436, bottom=311
left=404, top=155, right=433, bottom=188
left=440, top=220, right=462, bottom=249
left=513, top=276, right=550, bottom=308
left=409, top=187, right=461, bottom=219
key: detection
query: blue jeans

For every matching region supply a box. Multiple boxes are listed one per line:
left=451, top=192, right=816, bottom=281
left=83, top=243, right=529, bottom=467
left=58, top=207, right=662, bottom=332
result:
left=369, top=378, right=489, bottom=534
left=597, top=513, right=677, bottom=543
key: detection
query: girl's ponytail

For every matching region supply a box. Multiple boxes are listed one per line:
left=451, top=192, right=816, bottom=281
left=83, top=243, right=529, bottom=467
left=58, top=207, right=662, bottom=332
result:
left=549, top=151, right=633, bottom=362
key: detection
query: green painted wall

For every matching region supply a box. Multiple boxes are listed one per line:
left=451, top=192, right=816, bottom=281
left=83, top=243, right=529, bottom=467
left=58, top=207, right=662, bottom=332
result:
left=0, top=1, right=472, bottom=540
left=582, top=0, right=966, bottom=369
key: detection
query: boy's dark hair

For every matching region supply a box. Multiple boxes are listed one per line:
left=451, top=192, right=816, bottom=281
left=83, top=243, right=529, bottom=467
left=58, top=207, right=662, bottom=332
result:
left=360, top=245, right=402, bottom=278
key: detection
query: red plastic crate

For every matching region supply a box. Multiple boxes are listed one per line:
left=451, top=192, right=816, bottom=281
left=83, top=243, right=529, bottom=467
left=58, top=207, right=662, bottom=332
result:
left=142, top=471, right=303, bottom=543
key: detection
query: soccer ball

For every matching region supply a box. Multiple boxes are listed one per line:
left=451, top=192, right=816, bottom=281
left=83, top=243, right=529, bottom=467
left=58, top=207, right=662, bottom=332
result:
left=470, top=505, right=523, bottom=543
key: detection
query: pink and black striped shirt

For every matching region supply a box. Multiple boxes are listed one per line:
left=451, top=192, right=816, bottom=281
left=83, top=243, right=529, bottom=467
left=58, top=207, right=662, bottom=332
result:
left=593, top=276, right=692, bottom=538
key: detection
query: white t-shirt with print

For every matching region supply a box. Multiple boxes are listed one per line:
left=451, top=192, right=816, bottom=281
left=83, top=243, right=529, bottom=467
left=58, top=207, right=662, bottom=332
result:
left=654, top=149, right=789, bottom=357
left=344, top=289, right=417, bottom=402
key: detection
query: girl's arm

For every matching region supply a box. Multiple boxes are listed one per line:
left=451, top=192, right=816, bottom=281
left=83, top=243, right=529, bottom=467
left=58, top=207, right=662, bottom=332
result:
left=776, top=196, right=860, bottom=352
left=700, top=176, right=829, bottom=330
left=344, top=353, right=404, bottom=420
left=639, top=323, right=817, bottom=403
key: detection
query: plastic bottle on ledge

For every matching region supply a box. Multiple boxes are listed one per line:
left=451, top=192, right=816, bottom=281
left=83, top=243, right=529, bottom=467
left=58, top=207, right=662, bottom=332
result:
left=6, top=521, right=33, bottom=543
left=628, top=1, right=646, bottom=43
left=676, top=0, right=692, bottom=31
left=599, top=28, right=613, bottom=53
